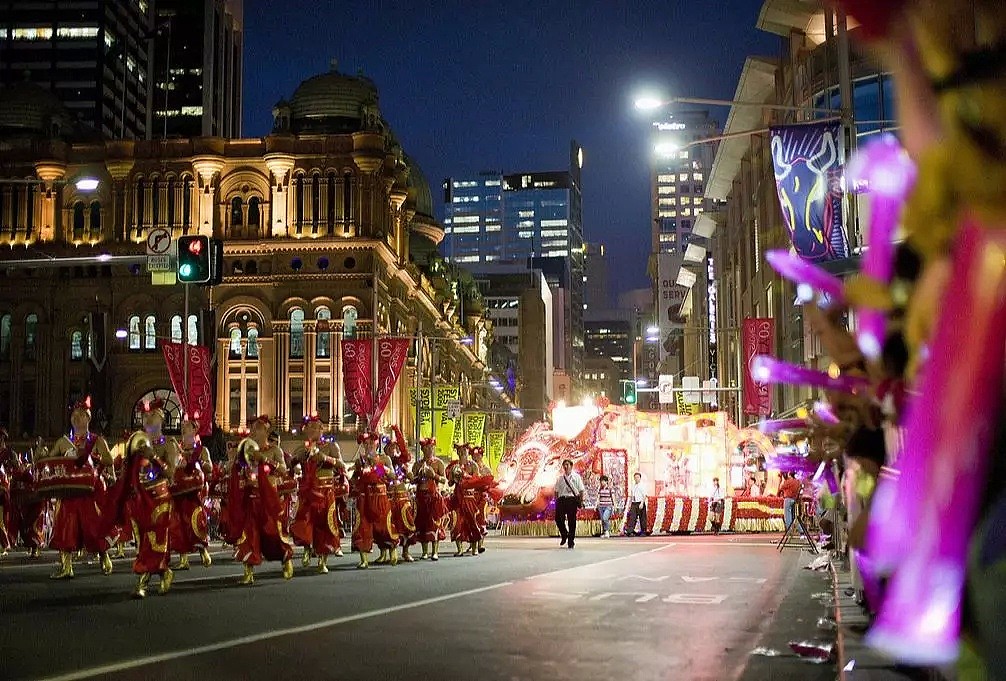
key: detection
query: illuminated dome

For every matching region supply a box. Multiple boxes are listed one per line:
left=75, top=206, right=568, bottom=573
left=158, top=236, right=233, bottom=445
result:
left=284, top=64, right=381, bottom=134
left=405, top=155, right=434, bottom=219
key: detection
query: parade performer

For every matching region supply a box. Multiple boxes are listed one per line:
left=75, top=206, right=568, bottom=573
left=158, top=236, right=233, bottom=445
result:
left=44, top=397, right=114, bottom=579
left=383, top=425, right=416, bottom=563
left=168, top=418, right=212, bottom=571
left=448, top=444, right=492, bottom=556
left=103, top=431, right=174, bottom=599
left=12, top=443, right=45, bottom=558
left=247, top=415, right=293, bottom=527
left=470, top=446, right=495, bottom=554
left=228, top=437, right=294, bottom=585
left=0, top=432, right=12, bottom=556
left=351, top=432, right=395, bottom=569
left=411, top=437, right=447, bottom=561
left=290, top=415, right=345, bottom=574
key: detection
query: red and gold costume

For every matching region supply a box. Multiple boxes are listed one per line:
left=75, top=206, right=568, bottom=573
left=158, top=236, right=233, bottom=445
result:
left=470, top=447, right=495, bottom=554
left=104, top=431, right=174, bottom=598
left=290, top=415, right=345, bottom=573
left=168, top=421, right=212, bottom=570
left=449, top=444, right=494, bottom=556
left=411, top=437, right=447, bottom=561
left=383, top=426, right=416, bottom=563
left=45, top=399, right=114, bottom=579
left=228, top=438, right=294, bottom=585
left=10, top=448, right=46, bottom=557
left=351, top=432, right=395, bottom=569
left=0, top=439, right=12, bottom=554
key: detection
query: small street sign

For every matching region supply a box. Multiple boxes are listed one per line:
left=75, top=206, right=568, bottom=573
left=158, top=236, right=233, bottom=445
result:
left=446, top=399, right=462, bottom=419
left=682, top=376, right=702, bottom=404
left=145, top=227, right=172, bottom=256
left=146, top=255, right=172, bottom=271
left=658, top=374, right=674, bottom=405
left=150, top=270, right=177, bottom=286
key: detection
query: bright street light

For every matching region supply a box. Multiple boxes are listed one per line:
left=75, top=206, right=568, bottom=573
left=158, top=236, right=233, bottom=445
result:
left=654, top=140, right=680, bottom=157
left=114, top=329, right=128, bottom=340
left=635, top=378, right=649, bottom=387
left=634, top=96, right=664, bottom=111
left=645, top=325, right=660, bottom=335
left=75, top=177, right=100, bottom=192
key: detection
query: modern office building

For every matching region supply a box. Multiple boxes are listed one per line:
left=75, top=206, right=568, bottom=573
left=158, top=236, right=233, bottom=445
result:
left=0, top=0, right=152, bottom=140
left=148, top=0, right=243, bottom=139
left=583, top=241, right=609, bottom=312
left=443, top=141, right=585, bottom=394
left=583, top=313, right=634, bottom=397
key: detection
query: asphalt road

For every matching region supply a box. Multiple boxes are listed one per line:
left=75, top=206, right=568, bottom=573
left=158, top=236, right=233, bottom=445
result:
left=0, top=534, right=835, bottom=681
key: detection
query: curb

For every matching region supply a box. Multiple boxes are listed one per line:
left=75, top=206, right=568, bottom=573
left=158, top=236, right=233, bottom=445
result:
left=831, top=556, right=849, bottom=681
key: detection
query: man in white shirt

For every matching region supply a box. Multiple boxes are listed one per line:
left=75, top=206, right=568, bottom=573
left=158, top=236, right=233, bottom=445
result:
left=553, top=459, right=586, bottom=549
left=625, top=472, right=648, bottom=536
left=710, top=477, right=725, bottom=534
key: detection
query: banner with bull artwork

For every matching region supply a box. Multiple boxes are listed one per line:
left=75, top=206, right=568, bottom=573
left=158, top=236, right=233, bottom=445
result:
left=742, top=318, right=775, bottom=416
left=341, top=339, right=373, bottom=418
left=369, top=338, right=411, bottom=429
left=408, top=387, right=433, bottom=441
left=433, top=385, right=460, bottom=458
left=770, top=122, right=849, bottom=262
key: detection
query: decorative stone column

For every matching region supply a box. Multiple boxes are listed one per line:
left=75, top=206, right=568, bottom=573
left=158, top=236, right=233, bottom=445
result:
left=263, top=153, right=295, bottom=237
left=272, top=322, right=290, bottom=431
left=303, top=321, right=317, bottom=420
left=256, top=336, right=276, bottom=428
left=215, top=338, right=230, bottom=430
left=104, top=159, right=133, bottom=242
left=191, top=155, right=225, bottom=237
left=33, top=161, right=65, bottom=243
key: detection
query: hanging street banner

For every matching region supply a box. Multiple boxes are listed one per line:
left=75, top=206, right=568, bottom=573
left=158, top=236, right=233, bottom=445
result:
left=341, top=339, right=373, bottom=418
left=409, top=387, right=433, bottom=441
left=486, top=431, right=506, bottom=473
left=433, top=385, right=461, bottom=458
left=369, top=338, right=411, bottom=429
left=462, top=411, right=488, bottom=449
left=769, top=121, right=849, bottom=262
left=742, top=318, right=775, bottom=416
left=161, top=341, right=214, bottom=436
left=657, top=252, right=689, bottom=374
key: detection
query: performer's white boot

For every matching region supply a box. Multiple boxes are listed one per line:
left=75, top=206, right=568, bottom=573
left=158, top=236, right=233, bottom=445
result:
left=356, top=550, right=369, bottom=569
left=50, top=551, right=74, bottom=579
left=431, top=540, right=440, bottom=561
left=420, top=541, right=430, bottom=560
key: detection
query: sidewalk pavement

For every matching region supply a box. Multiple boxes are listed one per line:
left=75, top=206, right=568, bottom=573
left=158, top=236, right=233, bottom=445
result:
left=831, top=557, right=955, bottom=681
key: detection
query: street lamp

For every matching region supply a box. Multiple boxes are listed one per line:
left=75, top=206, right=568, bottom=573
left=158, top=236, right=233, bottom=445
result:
left=75, top=177, right=100, bottom=192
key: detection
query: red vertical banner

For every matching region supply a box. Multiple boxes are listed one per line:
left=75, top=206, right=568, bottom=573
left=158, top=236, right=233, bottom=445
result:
left=369, top=338, right=411, bottom=429
left=742, top=318, right=775, bottom=416
left=341, top=339, right=373, bottom=418
left=161, top=342, right=215, bottom=436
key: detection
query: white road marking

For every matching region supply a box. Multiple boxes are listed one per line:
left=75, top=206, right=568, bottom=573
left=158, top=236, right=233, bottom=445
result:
left=662, top=593, right=727, bottom=605
left=520, top=542, right=676, bottom=581
left=36, top=581, right=515, bottom=681
left=531, top=590, right=589, bottom=600
left=614, top=574, right=669, bottom=582
left=590, top=591, right=659, bottom=603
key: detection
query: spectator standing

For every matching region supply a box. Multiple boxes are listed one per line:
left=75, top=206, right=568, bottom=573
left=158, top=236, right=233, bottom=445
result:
left=709, top=477, right=725, bottom=534
left=597, top=475, right=614, bottom=538
left=778, top=472, right=802, bottom=531
left=747, top=476, right=762, bottom=497
left=624, top=472, right=648, bottom=536
left=553, top=459, right=585, bottom=549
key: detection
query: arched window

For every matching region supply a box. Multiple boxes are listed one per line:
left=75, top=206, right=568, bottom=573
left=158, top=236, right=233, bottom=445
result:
left=182, top=176, right=192, bottom=233
left=326, top=171, right=336, bottom=235
left=295, top=175, right=304, bottom=235
left=0, top=313, right=11, bottom=360
left=70, top=330, right=84, bottom=360
left=128, top=315, right=141, bottom=350
left=187, top=314, right=198, bottom=345
left=131, top=389, right=183, bottom=433
left=229, top=327, right=242, bottom=358
left=311, top=173, right=320, bottom=233
left=144, top=315, right=156, bottom=350
left=89, top=201, right=101, bottom=239
left=134, top=178, right=145, bottom=237
left=151, top=177, right=161, bottom=227
left=247, top=327, right=259, bottom=358
left=230, top=196, right=243, bottom=229
left=248, top=197, right=260, bottom=230
left=72, top=201, right=85, bottom=240
left=316, top=306, right=331, bottom=358
left=289, top=307, right=304, bottom=358
left=166, top=177, right=176, bottom=228
left=25, top=313, right=38, bottom=359
left=170, top=315, right=182, bottom=343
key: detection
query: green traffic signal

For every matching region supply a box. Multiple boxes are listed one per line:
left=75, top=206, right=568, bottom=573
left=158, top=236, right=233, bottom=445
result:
left=621, top=379, right=637, bottom=405
left=176, top=235, right=211, bottom=283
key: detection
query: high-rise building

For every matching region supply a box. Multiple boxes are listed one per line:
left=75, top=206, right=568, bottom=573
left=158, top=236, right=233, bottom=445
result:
left=0, top=0, right=152, bottom=140
left=148, top=0, right=243, bottom=139
left=443, top=140, right=585, bottom=392
left=650, top=110, right=719, bottom=256
left=583, top=242, right=609, bottom=312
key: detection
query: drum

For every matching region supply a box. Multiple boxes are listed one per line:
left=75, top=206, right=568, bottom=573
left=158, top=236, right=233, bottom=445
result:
left=142, top=478, right=171, bottom=502
left=275, top=477, right=297, bottom=497
left=171, top=470, right=205, bottom=498
left=34, top=459, right=97, bottom=498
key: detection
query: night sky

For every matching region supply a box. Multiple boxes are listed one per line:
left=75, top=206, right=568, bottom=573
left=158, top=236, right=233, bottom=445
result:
left=243, top=1, right=780, bottom=300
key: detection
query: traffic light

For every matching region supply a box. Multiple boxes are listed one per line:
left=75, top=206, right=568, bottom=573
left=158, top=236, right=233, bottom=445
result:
left=177, top=235, right=211, bottom=283
left=621, top=379, right=637, bottom=405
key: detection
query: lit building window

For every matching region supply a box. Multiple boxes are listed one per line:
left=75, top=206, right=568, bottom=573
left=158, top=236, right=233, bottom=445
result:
left=0, top=314, right=11, bottom=360
left=187, top=315, right=198, bottom=345
left=316, top=306, right=331, bottom=358
left=247, top=328, right=259, bottom=358
left=693, top=172, right=704, bottom=181
left=678, top=173, right=689, bottom=182
left=658, top=210, right=677, bottom=218
left=144, top=315, right=156, bottom=350
left=657, top=186, right=676, bottom=195
left=657, top=174, right=675, bottom=183
left=170, top=315, right=182, bottom=343
left=12, top=27, right=53, bottom=40
left=70, top=330, right=84, bottom=360
left=181, top=106, right=203, bottom=116
left=290, top=308, right=304, bottom=358
left=229, top=328, right=242, bottom=358
left=56, top=26, right=100, bottom=39
left=128, top=315, right=141, bottom=350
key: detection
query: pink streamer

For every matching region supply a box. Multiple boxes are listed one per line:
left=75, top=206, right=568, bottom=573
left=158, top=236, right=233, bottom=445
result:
left=750, top=355, right=868, bottom=394
left=865, top=219, right=1006, bottom=664
left=757, top=418, right=809, bottom=434
left=812, top=401, right=840, bottom=425
left=765, top=250, right=846, bottom=305
left=846, top=135, right=917, bottom=359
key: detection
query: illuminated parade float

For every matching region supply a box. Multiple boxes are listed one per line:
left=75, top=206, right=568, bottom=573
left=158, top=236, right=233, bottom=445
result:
left=492, top=402, right=786, bottom=536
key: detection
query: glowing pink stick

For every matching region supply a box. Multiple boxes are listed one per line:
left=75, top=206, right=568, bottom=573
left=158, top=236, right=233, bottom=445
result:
left=812, top=461, right=839, bottom=495
left=812, top=401, right=840, bottom=424
left=750, top=355, right=868, bottom=394
left=765, top=250, right=845, bottom=305
left=846, top=135, right=917, bottom=359
left=765, top=454, right=818, bottom=475
left=866, top=219, right=1006, bottom=664
left=757, top=418, right=808, bottom=434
